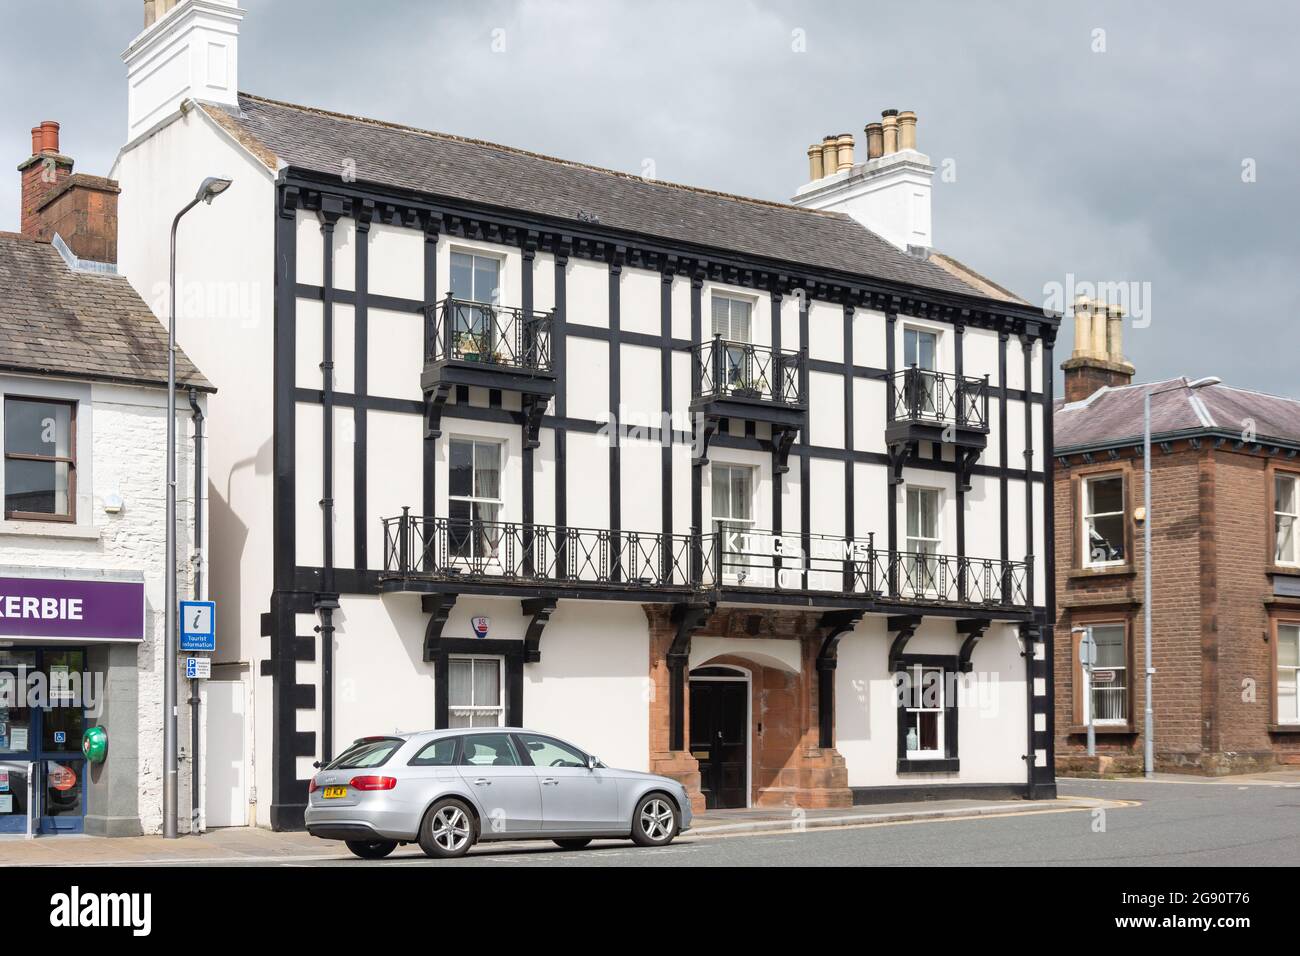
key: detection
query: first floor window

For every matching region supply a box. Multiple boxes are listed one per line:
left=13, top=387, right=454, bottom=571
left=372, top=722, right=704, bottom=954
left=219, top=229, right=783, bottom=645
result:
left=906, top=487, right=941, bottom=596
left=4, top=397, right=75, bottom=520
left=713, top=464, right=755, bottom=577
left=1082, top=624, right=1129, bottom=724
left=1275, top=474, right=1298, bottom=566
left=448, top=438, right=502, bottom=561
left=903, top=664, right=945, bottom=758
left=1278, top=624, right=1299, bottom=725
left=1082, top=474, right=1125, bottom=566
left=448, top=657, right=503, bottom=728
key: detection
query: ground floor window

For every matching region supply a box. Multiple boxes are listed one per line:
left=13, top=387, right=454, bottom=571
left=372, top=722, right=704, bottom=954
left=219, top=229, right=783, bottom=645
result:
left=1278, top=623, right=1299, bottom=725
left=895, top=655, right=959, bottom=772
left=447, top=656, right=504, bottom=728
left=1082, top=624, right=1129, bottom=724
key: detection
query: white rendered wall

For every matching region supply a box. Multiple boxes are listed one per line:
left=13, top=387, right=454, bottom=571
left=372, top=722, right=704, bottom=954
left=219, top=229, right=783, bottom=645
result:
left=835, top=618, right=1028, bottom=787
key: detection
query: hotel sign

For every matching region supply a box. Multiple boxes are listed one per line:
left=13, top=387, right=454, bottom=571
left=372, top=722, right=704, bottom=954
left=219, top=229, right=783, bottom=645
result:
left=720, top=530, right=871, bottom=591
left=0, top=576, right=146, bottom=642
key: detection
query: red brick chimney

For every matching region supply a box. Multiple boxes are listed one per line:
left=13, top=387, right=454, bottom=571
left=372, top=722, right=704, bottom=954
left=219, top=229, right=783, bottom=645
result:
left=17, top=120, right=120, bottom=264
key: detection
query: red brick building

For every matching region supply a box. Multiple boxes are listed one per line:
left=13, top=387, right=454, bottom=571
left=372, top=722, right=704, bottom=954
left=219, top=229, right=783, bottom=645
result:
left=1054, top=299, right=1300, bottom=774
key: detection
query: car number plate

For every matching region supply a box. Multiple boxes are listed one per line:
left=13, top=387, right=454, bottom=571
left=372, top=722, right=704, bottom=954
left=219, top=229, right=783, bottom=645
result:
left=322, top=786, right=347, bottom=799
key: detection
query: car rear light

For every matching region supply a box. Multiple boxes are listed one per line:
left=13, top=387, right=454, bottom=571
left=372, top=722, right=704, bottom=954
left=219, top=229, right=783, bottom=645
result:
left=308, top=776, right=319, bottom=794
left=349, top=775, right=397, bottom=791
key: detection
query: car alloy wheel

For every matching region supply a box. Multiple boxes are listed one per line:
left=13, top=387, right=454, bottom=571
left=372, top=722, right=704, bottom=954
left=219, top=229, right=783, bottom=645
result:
left=431, top=805, right=471, bottom=852
left=633, top=794, right=678, bottom=846
left=419, top=797, right=478, bottom=859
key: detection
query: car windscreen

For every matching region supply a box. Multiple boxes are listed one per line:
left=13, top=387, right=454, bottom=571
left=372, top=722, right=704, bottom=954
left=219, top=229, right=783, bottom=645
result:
left=325, top=737, right=404, bottom=770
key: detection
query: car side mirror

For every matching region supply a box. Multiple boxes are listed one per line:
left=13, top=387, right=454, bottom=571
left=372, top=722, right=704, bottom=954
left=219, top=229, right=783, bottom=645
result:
left=587, top=755, right=599, bottom=771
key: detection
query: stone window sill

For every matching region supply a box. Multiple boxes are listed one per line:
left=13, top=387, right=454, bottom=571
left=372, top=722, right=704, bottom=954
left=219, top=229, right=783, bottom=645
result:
left=1267, top=723, right=1300, bottom=734
left=1268, top=565, right=1300, bottom=578
left=1068, top=565, right=1136, bottom=582
left=0, top=519, right=101, bottom=541
left=1067, top=724, right=1136, bottom=736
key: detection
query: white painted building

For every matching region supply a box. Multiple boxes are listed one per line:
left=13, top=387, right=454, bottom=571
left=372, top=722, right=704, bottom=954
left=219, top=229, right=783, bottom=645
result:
left=112, top=0, right=1058, bottom=827
left=0, top=132, right=212, bottom=834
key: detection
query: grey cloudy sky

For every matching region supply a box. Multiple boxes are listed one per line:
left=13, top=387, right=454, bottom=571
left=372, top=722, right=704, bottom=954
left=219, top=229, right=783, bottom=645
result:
left=3, top=1, right=1296, bottom=396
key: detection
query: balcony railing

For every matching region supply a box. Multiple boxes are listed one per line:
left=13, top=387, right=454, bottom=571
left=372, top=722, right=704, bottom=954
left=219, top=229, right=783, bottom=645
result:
left=383, top=511, right=713, bottom=590
left=714, top=526, right=1031, bottom=608
left=382, top=513, right=1031, bottom=610
left=695, top=337, right=804, bottom=406
left=889, top=367, right=990, bottom=430
left=426, top=293, right=554, bottom=372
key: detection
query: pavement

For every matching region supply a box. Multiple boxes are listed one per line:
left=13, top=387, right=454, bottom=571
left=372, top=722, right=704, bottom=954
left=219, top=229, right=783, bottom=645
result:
left=3, top=770, right=1297, bottom=867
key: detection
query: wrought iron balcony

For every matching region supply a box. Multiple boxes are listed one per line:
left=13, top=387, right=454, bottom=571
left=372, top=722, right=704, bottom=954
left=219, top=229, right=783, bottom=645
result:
left=421, top=294, right=557, bottom=444
left=885, top=367, right=991, bottom=487
left=425, top=294, right=554, bottom=373
left=691, top=337, right=807, bottom=469
left=888, top=367, right=990, bottom=432
left=381, top=512, right=1032, bottom=612
left=382, top=511, right=714, bottom=593
left=694, top=337, right=804, bottom=407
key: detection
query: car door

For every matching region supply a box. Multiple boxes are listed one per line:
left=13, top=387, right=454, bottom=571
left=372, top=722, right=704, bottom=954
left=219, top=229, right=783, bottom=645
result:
left=454, top=733, right=542, bottom=836
left=515, top=733, right=621, bottom=832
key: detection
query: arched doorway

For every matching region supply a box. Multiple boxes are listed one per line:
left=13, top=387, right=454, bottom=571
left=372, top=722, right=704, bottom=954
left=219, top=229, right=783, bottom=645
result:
left=688, top=664, right=750, bottom=809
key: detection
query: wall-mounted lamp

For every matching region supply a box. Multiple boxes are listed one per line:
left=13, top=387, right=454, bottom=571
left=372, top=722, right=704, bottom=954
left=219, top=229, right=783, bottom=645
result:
left=103, top=493, right=124, bottom=514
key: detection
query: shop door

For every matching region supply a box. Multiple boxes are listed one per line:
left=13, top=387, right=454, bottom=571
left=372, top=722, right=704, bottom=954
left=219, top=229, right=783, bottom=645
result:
left=0, top=648, right=87, bottom=833
left=689, top=674, right=748, bottom=809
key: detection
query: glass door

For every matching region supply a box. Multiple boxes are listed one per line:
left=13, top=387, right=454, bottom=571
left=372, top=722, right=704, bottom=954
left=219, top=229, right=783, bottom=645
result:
left=40, top=649, right=86, bottom=833
left=0, top=648, right=87, bottom=834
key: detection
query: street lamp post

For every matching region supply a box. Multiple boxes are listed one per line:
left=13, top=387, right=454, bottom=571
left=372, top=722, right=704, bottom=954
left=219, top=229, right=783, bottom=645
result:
left=164, top=176, right=232, bottom=839
left=1141, top=375, right=1220, bottom=780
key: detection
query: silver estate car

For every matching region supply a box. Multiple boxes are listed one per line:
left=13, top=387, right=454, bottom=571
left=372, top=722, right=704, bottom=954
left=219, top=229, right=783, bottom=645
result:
left=305, top=728, right=692, bottom=859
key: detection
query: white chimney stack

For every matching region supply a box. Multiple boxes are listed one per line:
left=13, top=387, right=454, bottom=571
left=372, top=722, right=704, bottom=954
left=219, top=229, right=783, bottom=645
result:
left=792, top=108, right=934, bottom=253
left=123, top=0, right=244, bottom=142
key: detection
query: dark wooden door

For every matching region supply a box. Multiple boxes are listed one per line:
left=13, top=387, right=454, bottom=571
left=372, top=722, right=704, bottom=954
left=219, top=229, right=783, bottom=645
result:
left=689, top=679, right=748, bottom=809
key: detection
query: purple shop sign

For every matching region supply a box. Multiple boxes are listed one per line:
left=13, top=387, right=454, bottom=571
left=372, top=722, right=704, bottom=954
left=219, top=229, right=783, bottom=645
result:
left=0, top=576, right=145, bottom=642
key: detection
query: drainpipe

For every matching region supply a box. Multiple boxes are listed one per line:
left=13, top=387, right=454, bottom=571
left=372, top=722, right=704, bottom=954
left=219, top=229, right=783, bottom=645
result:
left=187, top=387, right=204, bottom=833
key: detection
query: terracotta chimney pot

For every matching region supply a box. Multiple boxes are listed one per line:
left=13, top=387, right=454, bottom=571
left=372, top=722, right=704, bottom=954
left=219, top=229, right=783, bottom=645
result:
left=835, top=133, right=855, bottom=172
left=897, top=110, right=917, bottom=150
left=807, top=144, right=824, bottom=181
left=864, top=122, right=883, bottom=160
left=881, top=110, right=899, bottom=155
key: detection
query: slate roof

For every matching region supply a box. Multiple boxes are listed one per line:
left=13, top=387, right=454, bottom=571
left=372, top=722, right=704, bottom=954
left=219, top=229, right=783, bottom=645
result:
left=0, top=232, right=211, bottom=391
left=209, top=93, right=1010, bottom=303
left=1055, top=378, right=1300, bottom=451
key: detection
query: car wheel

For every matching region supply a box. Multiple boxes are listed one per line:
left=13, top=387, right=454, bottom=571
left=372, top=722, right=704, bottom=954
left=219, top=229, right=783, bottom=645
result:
left=345, top=839, right=397, bottom=860
left=631, top=793, right=679, bottom=847
left=418, top=798, right=477, bottom=859
left=552, top=838, right=593, bottom=850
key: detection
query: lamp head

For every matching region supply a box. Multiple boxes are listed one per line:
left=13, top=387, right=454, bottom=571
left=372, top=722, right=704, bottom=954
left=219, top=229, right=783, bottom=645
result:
left=196, top=177, right=233, bottom=204
left=1188, top=376, right=1221, bottom=390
